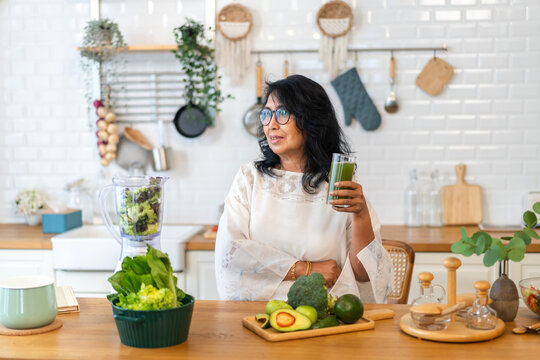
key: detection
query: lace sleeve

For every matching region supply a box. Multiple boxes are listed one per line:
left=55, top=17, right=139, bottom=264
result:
left=336, top=196, right=393, bottom=304
left=355, top=198, right=394, bottom=303
left=214, top=164, right=297, bottom=300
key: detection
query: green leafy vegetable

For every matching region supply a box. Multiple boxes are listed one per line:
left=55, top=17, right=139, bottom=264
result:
left=117, top=284, right=176, bottom=310
left=108, top=245, right=186, bottom=310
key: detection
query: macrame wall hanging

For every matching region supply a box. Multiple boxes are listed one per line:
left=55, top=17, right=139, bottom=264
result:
left=316, top=0, right=353, bottom=79
left=216, top=3, right=253, bottom=84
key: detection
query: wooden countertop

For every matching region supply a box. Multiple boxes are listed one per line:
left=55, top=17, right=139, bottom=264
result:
left=1, top=298, right=539, bottom=359
left=184, top=225, right=540, bottom=253
left=2, top=223, right=539, bottom=253
left=0, top=224, right=54, bottom=250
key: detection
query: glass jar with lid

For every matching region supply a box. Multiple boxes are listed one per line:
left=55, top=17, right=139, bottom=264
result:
left=467, top=280, right=498, bottom=330
left=411, top=272, right=446, bottom=306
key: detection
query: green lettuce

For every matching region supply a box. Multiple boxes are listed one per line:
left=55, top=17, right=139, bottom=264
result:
left=107, top=246, right=186, bottom=310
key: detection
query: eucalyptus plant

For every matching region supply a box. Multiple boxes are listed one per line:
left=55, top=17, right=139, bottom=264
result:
left=172, top=19, right=230, bottom=125
left=451, top=202, right=540, bottom=267
left=80, top=18, right=126, bottom=128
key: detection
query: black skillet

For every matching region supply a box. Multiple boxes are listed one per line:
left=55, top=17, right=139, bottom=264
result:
left=173, top=103, right=208, bottom=138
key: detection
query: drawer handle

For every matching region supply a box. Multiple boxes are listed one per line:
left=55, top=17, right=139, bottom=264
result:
left=113, top=314, right=143, bottom=323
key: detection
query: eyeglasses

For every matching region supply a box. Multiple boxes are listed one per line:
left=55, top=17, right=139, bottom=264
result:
left=258, top=107, right=291, bottom=126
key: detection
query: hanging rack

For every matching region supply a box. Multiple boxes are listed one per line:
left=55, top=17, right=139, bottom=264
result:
left=251, top=45, right=447, bottom=55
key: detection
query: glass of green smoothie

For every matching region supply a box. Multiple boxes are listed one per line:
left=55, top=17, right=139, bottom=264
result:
left=327, top=153, right=356, bottom=207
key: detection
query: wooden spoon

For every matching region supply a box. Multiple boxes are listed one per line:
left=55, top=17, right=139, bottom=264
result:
left=411, top=302, right=466, bottom=327
left=512, top=322, right=540, bottom=334
left=124, top=127, right=153, bottom=151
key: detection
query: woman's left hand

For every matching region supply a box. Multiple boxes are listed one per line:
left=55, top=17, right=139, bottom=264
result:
left=328, top=181, right=367, bottom=217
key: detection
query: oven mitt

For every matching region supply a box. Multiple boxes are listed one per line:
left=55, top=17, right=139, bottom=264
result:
left=331, top=68, right=381, bottom=131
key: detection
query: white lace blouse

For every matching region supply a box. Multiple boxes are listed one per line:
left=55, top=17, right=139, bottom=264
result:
left=214, top=162, right=393, bottom=303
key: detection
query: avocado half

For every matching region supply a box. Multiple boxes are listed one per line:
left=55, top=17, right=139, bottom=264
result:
left=255, top=313, right=270, bottom=329
left=269, top=309, right=311, bottom=332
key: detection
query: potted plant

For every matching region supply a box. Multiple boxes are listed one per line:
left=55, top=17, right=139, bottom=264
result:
left=79, top=18, right=126, bottom=128
left=451, top=202, right=540, bottom=321
left=15, top=189, right=46, bottom=226
left=171, top=19, right=230, bottom=137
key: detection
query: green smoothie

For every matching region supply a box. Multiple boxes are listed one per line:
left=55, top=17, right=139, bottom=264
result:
left=327, top=161, right=355, bottom=204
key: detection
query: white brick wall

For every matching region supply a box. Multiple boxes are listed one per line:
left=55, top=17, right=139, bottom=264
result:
left=1, top=0, right=539, bottom=226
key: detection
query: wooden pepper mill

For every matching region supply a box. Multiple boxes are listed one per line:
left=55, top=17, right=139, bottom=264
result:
left=443, top=257, right=462, bottom=321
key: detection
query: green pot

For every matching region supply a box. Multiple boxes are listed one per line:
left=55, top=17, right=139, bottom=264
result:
left=0, top=276, right=57, bottom=329
left=110, top=294, right=195, bottom=348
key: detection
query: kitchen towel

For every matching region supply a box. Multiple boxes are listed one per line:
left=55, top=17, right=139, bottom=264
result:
left=331, top=68, right=381, bottom=131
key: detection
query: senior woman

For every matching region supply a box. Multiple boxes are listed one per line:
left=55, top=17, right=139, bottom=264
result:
left=215, top=75, right=393, bottom=303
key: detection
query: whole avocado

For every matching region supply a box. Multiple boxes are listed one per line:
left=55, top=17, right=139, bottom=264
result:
left=287, top=272, right=329, bottom=319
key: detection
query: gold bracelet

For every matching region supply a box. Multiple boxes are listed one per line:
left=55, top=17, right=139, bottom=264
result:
left=291, top=262, right=297, bottom=280
left=306, top=261, right=312, bottom=276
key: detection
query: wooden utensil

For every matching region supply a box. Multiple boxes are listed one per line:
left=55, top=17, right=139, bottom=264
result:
left=242, top=59, right=263, bottom=137
left=410, top=302, right=466, bottom=316
left=384, top=55, right=398, bottom=113
left=441, top=164, right=483, bottom=225
left=124, top=127, right=153, bottom=151
left=443, top=257, right=461, bottom=321
left=416, top=56, right=454, bottom=96
left=512, top=322, right=540, bottom=334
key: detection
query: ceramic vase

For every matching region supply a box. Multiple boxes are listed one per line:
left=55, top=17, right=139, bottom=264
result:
left=489, top=260, right=519, bottom=322
left=25, top=214, right=41, bottom=226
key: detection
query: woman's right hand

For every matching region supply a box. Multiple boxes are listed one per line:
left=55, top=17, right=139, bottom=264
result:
left=311, top=260, right=342, bottom=288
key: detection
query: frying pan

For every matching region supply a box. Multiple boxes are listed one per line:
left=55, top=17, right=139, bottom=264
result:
left=242, top=60, right=263, bottom=138
left=173, top=102, right=208, bottom=138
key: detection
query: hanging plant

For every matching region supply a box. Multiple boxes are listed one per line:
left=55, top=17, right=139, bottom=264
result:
left=172, top=19, right=230, bottom=126
left=79, top=18, right=126, bottom=129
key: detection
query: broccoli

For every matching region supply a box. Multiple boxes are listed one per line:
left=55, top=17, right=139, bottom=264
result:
left=287, top=272, right=329, bottom=319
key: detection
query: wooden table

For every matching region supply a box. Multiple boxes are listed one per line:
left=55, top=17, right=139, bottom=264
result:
left=1, top=299, right=539, bottom=359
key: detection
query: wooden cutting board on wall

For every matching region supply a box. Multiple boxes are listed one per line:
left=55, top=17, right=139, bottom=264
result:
left=441, top=164, right=483, bottom=225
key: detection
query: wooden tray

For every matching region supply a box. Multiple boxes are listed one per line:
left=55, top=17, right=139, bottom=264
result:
left=243, top=308, right=394, bottom=342
left=400, top=313, right=505, bottom=343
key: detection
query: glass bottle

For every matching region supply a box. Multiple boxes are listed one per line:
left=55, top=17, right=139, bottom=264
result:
left=428, top=169, right=442, bottom=227
left=405, top=169, right=419, bottom=227
left=467, top=280, right=498, bottom=330
left=411, top=272, right=446, bottom=306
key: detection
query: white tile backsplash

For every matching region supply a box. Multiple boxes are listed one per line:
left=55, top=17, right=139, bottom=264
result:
left=1, top=0, right=539, bottom=226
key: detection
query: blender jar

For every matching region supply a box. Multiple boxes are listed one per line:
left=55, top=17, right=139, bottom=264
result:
left=99, top=176, right=169, bottom=267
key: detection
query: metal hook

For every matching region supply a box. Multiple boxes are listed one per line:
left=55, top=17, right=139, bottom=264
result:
left=257, top=52, right=261, bottom=62
left=354, top=51, right=358, bottom=67
left=390, top=49, right=394, bottom=57
left=433, top=49, right=437, bottom=61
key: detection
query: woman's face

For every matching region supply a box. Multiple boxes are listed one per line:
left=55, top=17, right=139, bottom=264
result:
left=262, top=94, right=304, bottom=161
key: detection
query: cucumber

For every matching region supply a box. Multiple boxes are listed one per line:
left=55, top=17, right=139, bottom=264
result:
left=310, top=315, right=340, bottom=329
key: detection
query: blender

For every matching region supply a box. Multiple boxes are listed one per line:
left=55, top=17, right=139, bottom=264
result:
left=99, top=176, right=169, bottom=269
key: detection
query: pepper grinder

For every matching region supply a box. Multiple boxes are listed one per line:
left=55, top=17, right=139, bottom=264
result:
left=467, top=280, right=498, bottom=330
left=411, top=272, right=446, bottom=306
left=443, top=257, right=462, bottom=321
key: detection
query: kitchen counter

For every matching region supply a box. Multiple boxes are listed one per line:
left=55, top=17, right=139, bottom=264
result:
left=2, top=224, right=540, bottom=252
left=1, top=298, right=538, bottom=359
left=0, top=224, right=54, bottom=250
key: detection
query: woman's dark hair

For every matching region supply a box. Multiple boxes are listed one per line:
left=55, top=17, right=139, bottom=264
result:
left=254, top=74, right=351, bottom=193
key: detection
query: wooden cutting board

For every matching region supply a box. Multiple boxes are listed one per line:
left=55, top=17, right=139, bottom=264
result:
left=416, top=57, right=454, bottom=96
left=243, top=308, right=394, bottom=342
left=441, top=164, right=483, bottom=225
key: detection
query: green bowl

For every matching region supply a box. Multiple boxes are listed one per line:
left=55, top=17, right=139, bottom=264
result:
left=110, top=294, right=195, bottom=348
